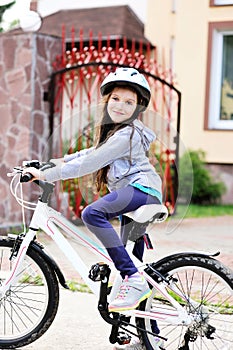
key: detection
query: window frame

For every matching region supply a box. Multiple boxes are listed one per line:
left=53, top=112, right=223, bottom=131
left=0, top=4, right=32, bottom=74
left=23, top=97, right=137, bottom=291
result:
left=204, top=21, right=233, bottom=130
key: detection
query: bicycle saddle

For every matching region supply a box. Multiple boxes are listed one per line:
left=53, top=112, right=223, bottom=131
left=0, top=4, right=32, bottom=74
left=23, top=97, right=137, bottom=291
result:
left=124, top=204, right=168, bottom=223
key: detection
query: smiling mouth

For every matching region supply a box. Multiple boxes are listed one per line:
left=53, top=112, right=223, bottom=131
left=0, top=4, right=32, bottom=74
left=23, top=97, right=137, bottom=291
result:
left=113, top=110, right=124, bottom=115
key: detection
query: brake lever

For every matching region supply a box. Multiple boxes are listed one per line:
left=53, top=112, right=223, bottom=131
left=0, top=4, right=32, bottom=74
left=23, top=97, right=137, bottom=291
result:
left=7, top=167, right=23, bottom=177
left=40, top=162, right=56, bottom=171
left=22, top=160, right=56, bottom=171
left=22, top=160, right=41, bottom=169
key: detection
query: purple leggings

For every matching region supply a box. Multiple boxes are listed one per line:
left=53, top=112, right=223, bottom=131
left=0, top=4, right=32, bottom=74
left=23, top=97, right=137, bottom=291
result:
left=81, top=186, right=160, bottom=278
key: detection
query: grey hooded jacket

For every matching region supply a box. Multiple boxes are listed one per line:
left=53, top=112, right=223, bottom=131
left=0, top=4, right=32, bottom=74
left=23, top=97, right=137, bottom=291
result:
left=43, top=120, right=162, bottom=194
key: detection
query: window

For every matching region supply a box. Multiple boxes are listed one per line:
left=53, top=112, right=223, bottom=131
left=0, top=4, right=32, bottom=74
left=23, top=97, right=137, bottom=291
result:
left=171, top=0, right=177, bottom=13
left=210, top=0, right=233, bottom=5
left=205, top=22, right=233, bottom=130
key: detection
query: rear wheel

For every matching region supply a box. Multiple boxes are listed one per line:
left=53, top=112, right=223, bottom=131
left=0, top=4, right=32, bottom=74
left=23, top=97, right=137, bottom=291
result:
left=137, top=255, right=233, bottom=349
left=0, top=238, right=59, bottom=349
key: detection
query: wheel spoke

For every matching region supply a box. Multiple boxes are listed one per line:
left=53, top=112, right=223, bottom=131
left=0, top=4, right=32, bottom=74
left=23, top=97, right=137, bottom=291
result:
left=137, top=255, right=233, bottom=349
left=0, top=240, right=59, bottom=348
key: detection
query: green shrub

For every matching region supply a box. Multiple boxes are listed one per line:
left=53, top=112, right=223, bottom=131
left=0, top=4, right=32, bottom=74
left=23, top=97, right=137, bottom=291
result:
left=179, top=149, right=226, bottom=204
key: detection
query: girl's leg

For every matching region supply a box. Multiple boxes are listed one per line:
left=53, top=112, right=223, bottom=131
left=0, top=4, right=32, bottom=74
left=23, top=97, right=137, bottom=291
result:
left=120, top=201, right=162, bottom=332
left=82, top=186, right=158, bottom=277
left=82, top=186, right=159, bottom=312
left=120, top=215, right=145, bottom=264
left=120, top=193, right=160, bottom=262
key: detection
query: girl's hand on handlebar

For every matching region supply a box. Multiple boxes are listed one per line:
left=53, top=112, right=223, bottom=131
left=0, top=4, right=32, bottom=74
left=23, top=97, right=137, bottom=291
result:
left=22, top=167, right=45, bottom=182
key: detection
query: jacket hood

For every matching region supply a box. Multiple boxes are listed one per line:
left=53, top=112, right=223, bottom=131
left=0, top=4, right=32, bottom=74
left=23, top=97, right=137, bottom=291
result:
left=133, top=119, right=156, bottom=151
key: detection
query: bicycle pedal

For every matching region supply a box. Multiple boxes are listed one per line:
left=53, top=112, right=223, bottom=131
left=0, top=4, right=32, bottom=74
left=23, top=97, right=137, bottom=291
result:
left=117, top=332, right=131, bottom=345
left=88, top=262, right=110, bottom=282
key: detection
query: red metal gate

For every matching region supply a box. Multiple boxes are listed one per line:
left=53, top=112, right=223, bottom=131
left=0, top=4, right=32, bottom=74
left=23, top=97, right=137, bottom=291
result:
left=49, top=29, right=181, bottom=219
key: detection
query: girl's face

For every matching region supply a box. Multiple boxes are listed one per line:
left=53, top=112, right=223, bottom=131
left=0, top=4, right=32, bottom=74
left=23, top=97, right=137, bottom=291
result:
left=107, top=87, right=137, bottom=123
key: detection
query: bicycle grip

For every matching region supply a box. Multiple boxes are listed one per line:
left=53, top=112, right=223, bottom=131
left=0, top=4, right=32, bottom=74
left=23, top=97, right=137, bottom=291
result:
left=20, top=173, right=34, bottom=183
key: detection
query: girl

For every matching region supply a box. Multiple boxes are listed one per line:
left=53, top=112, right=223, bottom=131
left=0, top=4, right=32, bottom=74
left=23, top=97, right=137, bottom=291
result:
left=25, top=67, right=162, bottom=313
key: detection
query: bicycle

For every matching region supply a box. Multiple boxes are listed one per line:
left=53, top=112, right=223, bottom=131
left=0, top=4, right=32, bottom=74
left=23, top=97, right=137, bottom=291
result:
left=1, top=160, right=233, bottom=349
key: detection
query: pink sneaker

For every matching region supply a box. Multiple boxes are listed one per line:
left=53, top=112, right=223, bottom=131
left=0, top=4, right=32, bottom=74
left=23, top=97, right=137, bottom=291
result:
left=109, top=275, right=151, bottom=313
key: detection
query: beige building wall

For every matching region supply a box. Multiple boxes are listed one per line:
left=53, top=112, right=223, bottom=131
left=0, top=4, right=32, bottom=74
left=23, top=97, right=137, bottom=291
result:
left=145, top=0, right=233, bottom=164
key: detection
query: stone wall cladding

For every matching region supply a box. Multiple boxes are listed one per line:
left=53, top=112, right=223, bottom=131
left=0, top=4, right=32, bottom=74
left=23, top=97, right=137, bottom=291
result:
left=0, top=32, right=61, bottom=230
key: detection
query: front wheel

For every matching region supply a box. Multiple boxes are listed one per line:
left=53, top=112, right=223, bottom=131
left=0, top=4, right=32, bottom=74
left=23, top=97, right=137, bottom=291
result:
left=137, top=254, right=233, bottom=350
left=0, top=238, right=60, bottom=349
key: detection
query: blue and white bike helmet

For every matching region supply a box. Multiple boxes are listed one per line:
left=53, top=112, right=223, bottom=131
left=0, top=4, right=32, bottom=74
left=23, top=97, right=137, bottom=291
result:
left=100, top=67, right=151, bottom=111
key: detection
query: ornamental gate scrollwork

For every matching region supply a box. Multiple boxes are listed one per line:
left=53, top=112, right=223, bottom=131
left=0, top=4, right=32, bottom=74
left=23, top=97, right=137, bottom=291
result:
left=49, top=35, right=181, bottom=219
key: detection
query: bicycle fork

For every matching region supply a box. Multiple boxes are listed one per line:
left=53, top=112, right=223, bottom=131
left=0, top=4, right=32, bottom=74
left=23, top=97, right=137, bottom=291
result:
left=0, top=200, right=48, bottom=298
left=0, top=230, right=36, bottom=298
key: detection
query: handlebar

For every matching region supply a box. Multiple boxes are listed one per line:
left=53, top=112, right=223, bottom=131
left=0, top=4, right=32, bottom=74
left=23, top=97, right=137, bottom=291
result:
left=19, top=160, right=56, bottom=183
left=8, top=160, right=56, bottom=207
left=20, top=173, right=34, bottom=183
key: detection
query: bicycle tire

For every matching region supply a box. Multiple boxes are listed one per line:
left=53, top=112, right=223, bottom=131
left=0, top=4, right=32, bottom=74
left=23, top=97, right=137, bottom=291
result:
left=0, top=238, right=59, bottom=349
left=137, top=254, right=233, bottom=350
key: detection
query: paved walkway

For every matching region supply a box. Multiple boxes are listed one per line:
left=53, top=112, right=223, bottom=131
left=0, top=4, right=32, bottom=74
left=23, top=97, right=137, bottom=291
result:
left=21, top=215, right=233, bottom=350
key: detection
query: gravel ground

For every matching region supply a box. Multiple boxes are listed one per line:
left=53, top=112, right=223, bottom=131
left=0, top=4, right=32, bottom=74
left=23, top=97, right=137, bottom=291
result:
left=19, top=215, right=233, bottom=350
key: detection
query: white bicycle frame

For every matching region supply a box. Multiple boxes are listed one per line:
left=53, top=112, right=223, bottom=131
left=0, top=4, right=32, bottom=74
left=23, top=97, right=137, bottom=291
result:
left=1, top=193, right=193, bottom=327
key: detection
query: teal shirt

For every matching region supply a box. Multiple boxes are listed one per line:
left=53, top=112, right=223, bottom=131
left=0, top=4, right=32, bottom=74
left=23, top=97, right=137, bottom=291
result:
left=130, top=183, right=162, bottom=203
